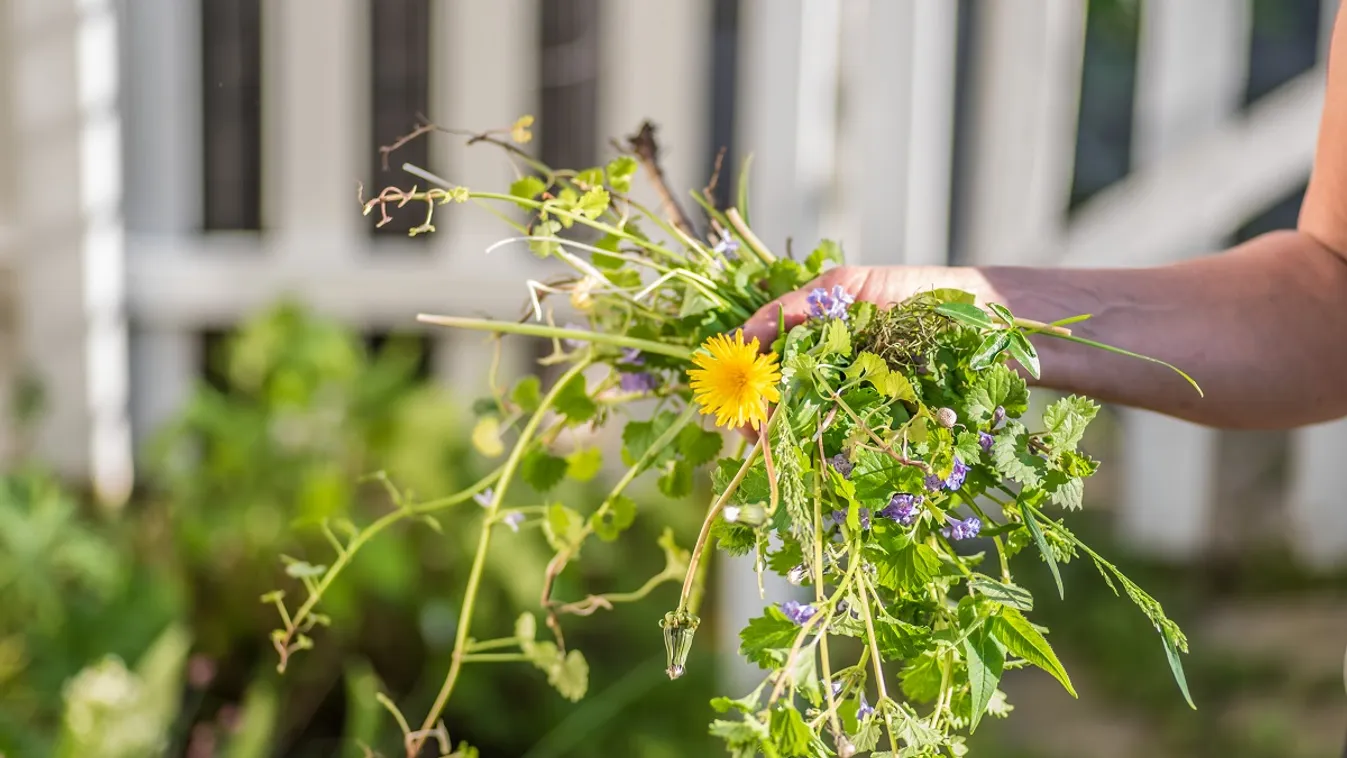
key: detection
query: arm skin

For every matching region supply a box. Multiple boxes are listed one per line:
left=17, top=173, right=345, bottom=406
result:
left=742, top=10, right=1347, bottom=432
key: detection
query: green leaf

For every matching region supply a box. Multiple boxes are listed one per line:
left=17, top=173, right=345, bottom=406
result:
left=1007, top=331, right=1041, bottom=379
left=969, top=574, right=1034, bottom=611
left=986, top=302, right=1015, bottom=325
left=622, top=412, right=678, bottom=467
left=516, top=612, right=537, bottom=642
left=511, top=376, right=542, bottom=412
left=605, top=155, right=637, bottom=193
left=992, top=609, right=1076, bottom=698
left=769, top=705, right=815, bottom=758
left=1045, top=471, right=1084, bottom=510
left=548, top=649, right=589, bottom=702
left=471, top=416, right=506, bottom=458
left=877, top=540, right=940, bottom=591
left=576, top=187, right=610, bottom=219
left=851, top=714, right=882, bottom=753
left=740, top=608, right=801, bottom=668
left=969, top=331, right=1012, bottom=370
left=964, top=364, right=1029, bottom=425
left=935, top=302, right=996, bottom=330
left=543, top=504, right=586, bottom=553
left=925, top=288, right=976, bottom=305
left=590, top=495, right=636, bottom=541
left=574, top=167, right=604, bottom=188
left=658, top=460, right=694, bottom=498
left=283, top=560, right=327, bottom=579
left=678, top=425, right=724, bottom=466
left=964, top=624, right=1005, bottom=733
left=820, top=318, right=852, bottom=357
left=805, top=240, right=843, bottom=275
left=1043, top=395, right=1099, bottom=451
left=509, top=176, right=547, bottom=205
left=711, top=518, right=757, bottom=556
left=844, top=351, right=916, bottom=401
left=955, top=430, right=983, bottom=462
left=991, top=422, right=1046, bottom=487
left=530, top=219, right=563, bottom=255
left=1018, top=492, right=1063, bottom=599
left=521, top=450, right=568, bottom=493
left=899, top=651, right=943, bottom=703
left=875, top=618, right=932, bottom=661
left=554, top=373, right=597, bottom=425
left=1163, top=632, right=1196, bottom=709
left=565, top=447, right=603, bottom=481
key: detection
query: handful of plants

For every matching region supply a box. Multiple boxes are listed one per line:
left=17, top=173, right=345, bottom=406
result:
left=266, top=117, right=1200, bottom=757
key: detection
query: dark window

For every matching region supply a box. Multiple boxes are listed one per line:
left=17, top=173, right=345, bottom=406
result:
left=1069, top=0, right=1140, bottom=211
left=369, top=0, right=432, bottom=239
left=706, top=0, right=741, bottom=210
left=201, top=0, right=263, bottom=231
left=947, top=0, right=976, bottom=262
left=539, top=0, right=600, bottom=171
left=1245, top=0, right=1322, bottom=106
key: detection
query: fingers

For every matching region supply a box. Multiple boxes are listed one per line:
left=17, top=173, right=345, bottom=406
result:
left=740, top=287, right=816, bottom=350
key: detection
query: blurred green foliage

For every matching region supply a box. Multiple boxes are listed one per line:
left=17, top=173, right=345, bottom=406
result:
left=0, top=301, right=718, bottom=757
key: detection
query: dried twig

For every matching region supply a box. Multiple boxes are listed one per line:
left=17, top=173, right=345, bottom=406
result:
left=626, top=120, right=696, bottom=237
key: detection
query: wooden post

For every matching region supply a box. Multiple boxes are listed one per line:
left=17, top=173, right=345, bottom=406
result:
left=10, top=0, right=132, bottom=504
left=1115, top=0, right=1250, bottom=559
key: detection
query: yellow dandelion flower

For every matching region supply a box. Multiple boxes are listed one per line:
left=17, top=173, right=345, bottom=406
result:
left=688, top=330, right=782, bottom=429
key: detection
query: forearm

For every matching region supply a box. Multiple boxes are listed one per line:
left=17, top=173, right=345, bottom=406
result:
left=947, top=231, right=1347, bottom=429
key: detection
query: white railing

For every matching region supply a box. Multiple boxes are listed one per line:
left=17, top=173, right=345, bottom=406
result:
left=5, top=0, right=1346, bottom=572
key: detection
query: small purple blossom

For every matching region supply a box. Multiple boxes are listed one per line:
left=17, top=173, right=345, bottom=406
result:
left=619, top=371, right=659, bottom=393
left=805, top=285, right=855, bottom=321
left=502, top=511, right=525, bottom=532
left=858, top=508, right=872, bottom=531
left=946, top=456, right=969, bottom=490
left=992, top=405, right=1007, bottom=429
left=942, top=516, right=982, bottom=541
left=880, top=493, right=922, bottom=525
left=827, top=509, right=847, bottom=529
left=829, top=453, right=854, bottom=480
left=857, top=695, right=875, bottom=720
left=619, top=347, right=645, bottom=365
left=713, top=229, right=740, bottom=256
left=780, top=600, right=818, bottom=626
left=979, top=431, right=995, bottom=453
left=925, top=472, right=947, bottom=492
left=474, top=488, right=494, bottom=508
left=831, top=680, right=844, bottom=697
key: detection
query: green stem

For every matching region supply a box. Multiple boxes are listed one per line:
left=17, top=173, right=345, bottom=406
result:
left=678, top=435, right=764, bottom=612
left=416, top=314, right=694, bottom=361
left=459, top=653, right=532, bottom=664
left=466, top=637, right=523, bottom=653
left=411, top=359, right=593, bottom=753
left=856, top=576, right=900, bottom=753
left=1040, top=331, right=1203, bottom=396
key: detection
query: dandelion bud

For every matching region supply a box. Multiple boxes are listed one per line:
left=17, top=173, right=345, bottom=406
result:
left=936, top=407, right=957, bottom=428
left=660, top=609, right=700, bottom=680
left=787, top=564, right=809, bottom=586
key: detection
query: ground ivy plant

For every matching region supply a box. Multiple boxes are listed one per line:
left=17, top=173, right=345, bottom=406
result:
left=264, top=116, right=1203, bottom=757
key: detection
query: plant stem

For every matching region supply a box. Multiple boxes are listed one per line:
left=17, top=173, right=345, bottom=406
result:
left=813, top=443, right=842, bottom=738
left=459, top=653, right=532, bottom=664
left=410, top=359, right=592, bottom=756
left=678, top=436, right=764, bottom=611
left=725, top=207, right=775, bottom=265
left=857, top=577, right=900, bottom=753
left=416, top=314, right=694, bottom=360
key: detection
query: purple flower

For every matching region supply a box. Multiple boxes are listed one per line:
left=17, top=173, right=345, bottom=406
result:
left=858, top=508, right=872, bottom=531
left=502, top=511, right=525, bottom=532
left=619, top=371, right=659, bottom=393
left=713, top=229, right=739, bottom=256
left=831, top=680, right=844, bottom=697
left=829, top=453, right=854, bottom=479
left=979, top=431, right=995, bottom=453
left=924, top=472, right=946, bottom=492
left=946, top=456, right=969, bottom=491
left=992, top=405, right=1006, bottom=429
left=619, top=347, right=645, bottom=365
left=880, top=493, right=921, bottom=526
left=857, top=694, right=875, bottom=720
left=474, top=488, right=494, bottom=508
left=827, top=509, right=846, bottom=529
left=942, top=516, right=982, bottom=541
left=780, top=600, right=818, bottom=626
left=805, top=285, right=855, bottom=321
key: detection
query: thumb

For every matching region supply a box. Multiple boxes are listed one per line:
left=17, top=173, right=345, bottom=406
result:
left=740, top=287, right=816, bottom=351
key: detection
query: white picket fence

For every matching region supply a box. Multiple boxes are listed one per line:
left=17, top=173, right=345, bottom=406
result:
left=4, top=0, right=1346, bottom=581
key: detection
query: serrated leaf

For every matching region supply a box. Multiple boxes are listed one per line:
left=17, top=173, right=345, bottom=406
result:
left=563, top=447, right=603, bottom=482
left=899, top=652, right=943, bottom=702
left=1007, top=331, right=1041, bottom=379
left=576, top=187, right=610, bottom=219
left=622, top=412, right=678, bottom=467
left=546, top=649, right=589, bottom=702
left=1043, top=395, right=1099, bottom=451
left=574, top=167, right=604, bottom=188
left=992, top=609, right=1076, bottom=698
left=509, top=176, right=546, bottom=205
left=964, top=364, right=1029, bottom=424
left=471, top=416, right=505, bottom=458
left=511, top=376, right=541, bottom=412
left=768, top=705, right=814, bottom=757
left=740, top=608, right=801, bottom=668
left=935, top=302, right=996, bottom=330
left=964, top=624, right=1004, bottom=733
left=1045, top=471, right=1084, bottom=510
left=969, top=331, right=1012, bottom=370
left=991, top=422, right=1046, bottom=487
left=851, top=715, right=882, bottom=752
left=678, top=425, right=724, bottom=466
left=658, top=460, right=694, bottom=498
left=553, top=372, right=597, bottom=424
left=955, top=430, right=983, bottom=462
left=521, top=450, right=568, bottom=493
left=877, top=541, right=940, bottom=591
left=543, top=504, right=585, bottom=553
left=820, top=318, right=852, bottom=358
left=805, top=239, right=842, bottom=275
left=969, top=574, right=1034, bottom=611
left=606, top=155, right=637, bottom=193
left=590, top=495, right=636, bottom=541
